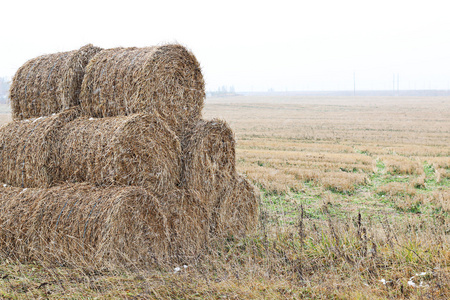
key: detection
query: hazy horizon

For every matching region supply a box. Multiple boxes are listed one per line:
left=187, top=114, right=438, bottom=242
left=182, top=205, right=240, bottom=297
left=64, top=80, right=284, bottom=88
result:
left=1, top=0, right=449, bottom=92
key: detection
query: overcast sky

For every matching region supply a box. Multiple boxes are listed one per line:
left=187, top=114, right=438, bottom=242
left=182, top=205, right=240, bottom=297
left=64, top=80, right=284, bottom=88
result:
left=1, top=0, right=449, bottom=92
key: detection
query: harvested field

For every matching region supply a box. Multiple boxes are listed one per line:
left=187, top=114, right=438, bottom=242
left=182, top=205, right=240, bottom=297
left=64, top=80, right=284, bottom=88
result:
left=80, top=44, right=205, bottom=133
left=9, top=44, right=101, bottom=120
left=0, top=183, right=169, bottom=266
left=204, top=96, right=450, bottom=195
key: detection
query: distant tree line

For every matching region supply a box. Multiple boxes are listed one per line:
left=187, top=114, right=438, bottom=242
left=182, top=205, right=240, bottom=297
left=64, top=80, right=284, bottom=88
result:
left=207, top=85, right=238, bottom=97
left=0, top=78, right=9, bottom=104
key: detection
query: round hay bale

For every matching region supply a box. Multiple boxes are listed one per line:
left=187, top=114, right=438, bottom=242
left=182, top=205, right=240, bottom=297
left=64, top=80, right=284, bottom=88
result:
left=0, top=108, right=80, bottom=188
left=9, top=44, right=102, bottom=120
left=79, top=44, right=205, bottom=133
left=180, top=119, right=236, bottom=214
left=214, top=175, right=260, bottom=238
left=59, top=113, right=181, bottom=194
left=0, top=183, right=169, bottom=266
left=161, top=188, right=209, bottom=259
left=59, top=44, right=103, bottom=109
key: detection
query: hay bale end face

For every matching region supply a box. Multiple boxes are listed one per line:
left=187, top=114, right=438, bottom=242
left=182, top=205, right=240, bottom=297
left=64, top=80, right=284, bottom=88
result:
left=214, top=175, right=260, bottom=238
left=0, top=183, right=169, bottom=265
left=0, top=108, right=80, bottom=188
left=60, top=44, right=103, bottom=109
left=80, top=44, right=205, bottom=133
left=180, top=119, right=236, bottom=213
left=59, top=113, right=181, bottom=194
left=9, top=44, right=102, bottom=120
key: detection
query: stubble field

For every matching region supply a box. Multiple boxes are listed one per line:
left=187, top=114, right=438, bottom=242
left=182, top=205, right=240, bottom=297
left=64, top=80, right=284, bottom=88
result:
left=0, top=96, right=448, bottom=299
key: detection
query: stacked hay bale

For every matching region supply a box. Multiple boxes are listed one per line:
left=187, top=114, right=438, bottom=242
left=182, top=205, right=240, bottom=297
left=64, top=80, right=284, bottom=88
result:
left=9, top=44, right=102, bottom=119
left=0, top=43, right=259, bottom=266
left=0, top=184, right=169, bottom=265
left=0, top=108, right=80, bottom=187
left=58, top=113, right=181, bottom=194
left=79, top=45, right=205, bottom=134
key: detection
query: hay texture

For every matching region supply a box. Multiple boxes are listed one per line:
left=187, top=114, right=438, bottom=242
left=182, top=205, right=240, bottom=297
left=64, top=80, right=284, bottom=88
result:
left=214, top=175, right=260, bottom=238
left=0, top=108, right=80, bottom=188
left=60, top=44, right=104, bottom=109
left=0, top=111, right=180, bottom=193
left=180, top=119, right=236, bottom=214
left=161, top=189, right=209, bottom=259
left=59, top=113, right=181, bottom=194
left=9, top=44, right=102, bottom=120
left=79, top=44, right=205, bottom=133
left=0, top=183, right=168, bottom=265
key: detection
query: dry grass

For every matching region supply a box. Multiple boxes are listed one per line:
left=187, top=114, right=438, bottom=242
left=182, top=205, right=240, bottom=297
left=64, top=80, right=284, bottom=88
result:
left=238, top=148, right=374, bottom=193
left=376, top=182, right=417, bottom=197
left=380, top=155, right=424, bottom=175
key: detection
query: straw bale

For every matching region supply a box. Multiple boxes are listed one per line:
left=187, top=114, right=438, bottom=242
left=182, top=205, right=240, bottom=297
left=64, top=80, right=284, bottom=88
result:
left=0, top=108, right=80, bottom=188
left=214, top=175, right=260, bottom=237
left=161, top=189, right=209, bottom=259
left=0, top=183, right=169, bottom=265
left=180, top=119, right=236, bottom=213
left=59, top=44, right=103, bottom=109
left=59, top=113, right=181, bottom=194
left=9, top=44, right=102, bottom=120
left=79, top=44, right=205, bottom=133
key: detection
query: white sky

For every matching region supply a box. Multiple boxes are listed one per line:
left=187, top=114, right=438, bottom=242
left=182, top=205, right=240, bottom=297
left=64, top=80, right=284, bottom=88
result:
left=1, top=0, right=450, bottom=92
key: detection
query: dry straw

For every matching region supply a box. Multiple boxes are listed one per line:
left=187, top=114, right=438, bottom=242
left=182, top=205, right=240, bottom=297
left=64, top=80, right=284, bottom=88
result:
left=213, top=175, right=260, bottom=238
left=58, top=113, right=181, bottom=194
left=0, top=183, right=169, bottom=266
left=9, top=44, right=102, bottom=120
left=0, top=108, right=80, bottom=188
left=180, top=119, right=236, bottom=215
left=161, top=188, right=209, bottom=259
left=79, top=44, right=205, bottom=133
left=60, top=44, right=104, bottom=109
left=0, top=110, right=181, bottom=193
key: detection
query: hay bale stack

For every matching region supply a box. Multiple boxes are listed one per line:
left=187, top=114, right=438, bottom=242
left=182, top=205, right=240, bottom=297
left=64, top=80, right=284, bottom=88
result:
left=0, top=108, right=80, bottom=188
left=59, top=113, right=181, bottom=194
left=180, top=119, right=236, bottom=215
left=214, top=175, right=260, bottom=238
left=0, top=183, right=169, bottom=265
left=9, top=44, right=102, bottom=120
left=161, top=189, right=209, bottom=259
left=79, top=44, right=205, bottom=133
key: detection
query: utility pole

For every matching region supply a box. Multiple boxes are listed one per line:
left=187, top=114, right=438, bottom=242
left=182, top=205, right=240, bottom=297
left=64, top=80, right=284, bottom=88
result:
left=397, top=73, right=399, bottom=96
left=353, top=72, right=356, bottom=96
